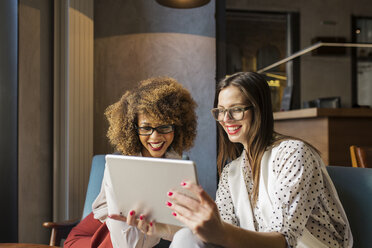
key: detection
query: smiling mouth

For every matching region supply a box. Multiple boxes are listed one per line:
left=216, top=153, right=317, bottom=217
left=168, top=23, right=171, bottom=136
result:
left=149, top=142, right=165, bottom=151
left=226, top=126, right=241, bottom=135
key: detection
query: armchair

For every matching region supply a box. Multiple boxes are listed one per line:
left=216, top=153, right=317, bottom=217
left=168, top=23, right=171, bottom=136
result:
left=326, top=166, right=372, bottom=248
left=43, top=155, right=106, bottom=246
left=44, top=154, right=191, bottom=247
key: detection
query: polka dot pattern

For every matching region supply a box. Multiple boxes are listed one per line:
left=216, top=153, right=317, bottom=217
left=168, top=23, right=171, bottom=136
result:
left=215, top=140, right=349, bottom=248
left=216, top=162, right=239, bottom=226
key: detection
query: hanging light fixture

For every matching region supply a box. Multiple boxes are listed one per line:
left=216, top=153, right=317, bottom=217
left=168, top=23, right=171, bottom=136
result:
left=156, top=0, right=211, bottom=9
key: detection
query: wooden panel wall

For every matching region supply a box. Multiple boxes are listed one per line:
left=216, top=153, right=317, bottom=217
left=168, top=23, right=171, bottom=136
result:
left=275, top=115, right=372, bottom=166
left=274, top=118, right=330, bottom=164
left=54, top=0, right=93, bottom=221
left=329, top=117, right=372, bottom=166
left=67, top=0, right=94, bottom=220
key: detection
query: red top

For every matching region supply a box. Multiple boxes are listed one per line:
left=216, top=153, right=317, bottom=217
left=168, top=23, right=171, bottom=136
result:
left=64, top=212, right=113, bottom=248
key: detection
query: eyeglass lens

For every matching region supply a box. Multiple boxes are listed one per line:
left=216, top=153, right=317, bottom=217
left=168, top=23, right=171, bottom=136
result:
left=211, top=106, right=251, bottom=121
left=137, top=125, right=174, bottom=135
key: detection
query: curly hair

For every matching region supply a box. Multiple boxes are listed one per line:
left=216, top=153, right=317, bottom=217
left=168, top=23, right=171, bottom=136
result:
left=105, top=77, right=198, bottom=156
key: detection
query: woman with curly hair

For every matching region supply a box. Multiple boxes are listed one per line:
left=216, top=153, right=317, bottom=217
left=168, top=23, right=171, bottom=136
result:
left=64, top=77, right=197, bottom=248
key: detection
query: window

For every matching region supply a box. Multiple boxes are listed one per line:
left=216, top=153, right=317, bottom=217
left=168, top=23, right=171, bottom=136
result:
left=222, top=10, right=299, bottom=111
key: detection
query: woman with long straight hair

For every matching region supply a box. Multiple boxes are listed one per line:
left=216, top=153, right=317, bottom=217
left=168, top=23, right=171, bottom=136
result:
left=167, top=72, right=353, bottom=248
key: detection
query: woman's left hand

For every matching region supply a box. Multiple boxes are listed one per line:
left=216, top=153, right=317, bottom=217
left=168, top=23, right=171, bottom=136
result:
left=109, top=213, right=180, bottom=241
left=109, top=212, right=157, bottom=236
left=166, top=181, right=226, bottom=244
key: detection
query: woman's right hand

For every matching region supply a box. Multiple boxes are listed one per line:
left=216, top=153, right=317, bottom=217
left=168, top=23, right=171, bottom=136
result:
left=166, top=181, right=226, bottom=244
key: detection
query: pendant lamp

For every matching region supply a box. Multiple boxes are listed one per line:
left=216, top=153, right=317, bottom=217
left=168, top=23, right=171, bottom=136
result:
left=156, top=0, right=211, bottom=9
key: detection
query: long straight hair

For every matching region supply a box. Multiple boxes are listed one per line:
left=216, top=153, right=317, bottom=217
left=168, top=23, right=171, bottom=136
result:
left=216, top=72, right=277, bottom=204
left=216, top=72, right=319, bottom=204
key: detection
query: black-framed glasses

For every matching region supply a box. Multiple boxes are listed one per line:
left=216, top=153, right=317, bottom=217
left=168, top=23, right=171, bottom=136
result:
left=135, top=124, right=175, bottom=136
left=210, top=106, right=253, bottom=122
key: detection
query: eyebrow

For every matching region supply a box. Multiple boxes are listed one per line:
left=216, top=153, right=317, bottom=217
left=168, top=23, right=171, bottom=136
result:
left=138, top=122, right=154, bottom=126
left=138, top=121, right=165, bottom=126
left=217, top=103, right=246, bottom=108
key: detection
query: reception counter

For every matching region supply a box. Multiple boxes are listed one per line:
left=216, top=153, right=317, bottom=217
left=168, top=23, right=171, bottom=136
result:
left=274, top=108, right=372, bottom=166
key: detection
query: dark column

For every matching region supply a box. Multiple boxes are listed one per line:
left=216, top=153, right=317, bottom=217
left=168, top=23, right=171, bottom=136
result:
left=287, top=12, right=301, bottom=110
left=0, top=0, right=18, bottom=242
left=216, top=0, right=226, bottom=82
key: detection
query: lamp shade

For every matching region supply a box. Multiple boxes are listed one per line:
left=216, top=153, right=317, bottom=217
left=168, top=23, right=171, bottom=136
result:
left=156, top=0, right=210, bottom=8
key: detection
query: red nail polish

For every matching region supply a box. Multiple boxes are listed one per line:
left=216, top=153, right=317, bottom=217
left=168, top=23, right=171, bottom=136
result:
left=172, top=212, right=177, bottom=216
left=139, top=215, right=143, bottom=220
left=149, top=222, right=153, bottom=227
left=130, top=210, right=135, bottom=216
left=167, top=201, right=172, bottom=206
left=168, top=191, right=173, bottom=196
left=181, top=182, right=186, bottom=186
left=108, top=215, right=112, bottom=218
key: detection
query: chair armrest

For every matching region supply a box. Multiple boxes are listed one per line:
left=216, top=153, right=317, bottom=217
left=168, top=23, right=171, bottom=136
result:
left=43, top=218, right=80, bottom=229
left=42, top=219, right=80, bottom=246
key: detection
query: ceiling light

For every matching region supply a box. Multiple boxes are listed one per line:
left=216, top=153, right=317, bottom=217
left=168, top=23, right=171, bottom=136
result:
left=156, top=0, right=211, bottom=9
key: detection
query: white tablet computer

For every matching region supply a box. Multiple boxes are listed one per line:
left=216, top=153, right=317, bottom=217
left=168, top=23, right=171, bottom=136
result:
left=105, top=154, right=198, bottom=226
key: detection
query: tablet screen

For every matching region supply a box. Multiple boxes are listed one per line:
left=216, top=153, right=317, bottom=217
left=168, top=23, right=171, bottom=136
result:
left=105, top=154, right=198, bottom=226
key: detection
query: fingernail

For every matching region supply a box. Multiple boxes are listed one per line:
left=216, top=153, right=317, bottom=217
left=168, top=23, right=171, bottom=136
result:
left=139, top=215, right=143, bottom=220
left=168, top=191, right=173, bottom=196
left=108, top=215, right=112, bottom=218
left=181, top=182, right=187, bottom=186
left=130, top=210, right=135, bottom=216
left=149, top=222, right=153, bottom=227
left=172, top=212, right=177, bottom=216
left=166, top=201, right=172, bottom=207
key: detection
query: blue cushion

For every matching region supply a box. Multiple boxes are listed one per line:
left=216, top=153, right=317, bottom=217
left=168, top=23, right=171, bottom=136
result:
left=326, top=166, right=372, bottom=248
left=82, top=155, right=106, bottom=219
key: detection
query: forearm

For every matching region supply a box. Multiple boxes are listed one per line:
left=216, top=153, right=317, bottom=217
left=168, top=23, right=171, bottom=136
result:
left=215, top=222, right=287, bottom=248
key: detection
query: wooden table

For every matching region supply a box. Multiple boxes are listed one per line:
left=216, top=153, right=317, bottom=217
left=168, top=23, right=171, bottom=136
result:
left=274, top=108, right=372, bottom=166
left=0, top=244, right=58, bottom=248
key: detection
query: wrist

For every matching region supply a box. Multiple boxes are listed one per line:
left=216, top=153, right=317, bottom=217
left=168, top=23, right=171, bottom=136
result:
left=156, top=223, right=180, bottom=241
left=215, top=221, right=230, bottom=247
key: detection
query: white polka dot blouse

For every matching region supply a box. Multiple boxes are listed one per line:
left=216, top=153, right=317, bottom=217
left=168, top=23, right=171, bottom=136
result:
left=215, top=140, right=352, bottom=248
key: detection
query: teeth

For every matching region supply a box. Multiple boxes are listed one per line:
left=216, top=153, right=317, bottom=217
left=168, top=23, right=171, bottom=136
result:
left=150, top=142, right=164, bottom=148
left=227, top=126, right=240, bottom=131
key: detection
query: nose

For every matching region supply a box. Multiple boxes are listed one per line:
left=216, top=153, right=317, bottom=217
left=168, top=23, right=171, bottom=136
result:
left=150, top=130, right=161, bottom=138
left=222, top=111, right=232, bottom=122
